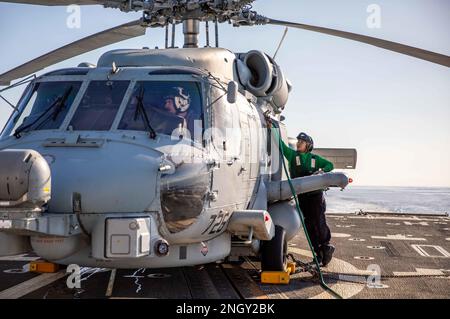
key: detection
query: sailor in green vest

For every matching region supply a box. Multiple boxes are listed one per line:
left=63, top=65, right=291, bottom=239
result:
left=279, top=131, right=335, bottom=266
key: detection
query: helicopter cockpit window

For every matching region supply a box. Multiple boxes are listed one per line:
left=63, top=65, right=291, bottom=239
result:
left=69, top=80, right=129, bottom=131
left=10, top=81, right=81, bottom=135
left=118, top=81, right=203, bottom=140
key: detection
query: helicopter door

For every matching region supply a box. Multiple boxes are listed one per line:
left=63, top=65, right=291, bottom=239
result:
left=240, top=112, right=259, bottom=181
left=238, top=110, right=254, bottom=202
left=247, top=112, right=260, bottom=180
left=208, top=87, right=245, bottom=209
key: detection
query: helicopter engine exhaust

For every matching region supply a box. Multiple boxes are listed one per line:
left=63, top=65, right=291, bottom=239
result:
left=237, top=50, right=290, bottom=113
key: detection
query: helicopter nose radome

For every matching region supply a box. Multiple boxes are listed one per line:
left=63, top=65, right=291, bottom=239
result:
left=45, top=146, right=162, bottom=214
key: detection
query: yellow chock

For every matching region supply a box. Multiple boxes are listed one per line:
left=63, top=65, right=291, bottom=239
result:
left=261, top=262, right=296, bottom=284
left=29, top=261, right=59, bottom=273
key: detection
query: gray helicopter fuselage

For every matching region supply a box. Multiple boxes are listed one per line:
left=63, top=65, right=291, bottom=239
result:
left=0, top=48, right=281, bottom=268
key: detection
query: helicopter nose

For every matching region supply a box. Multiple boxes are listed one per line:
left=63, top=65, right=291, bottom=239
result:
left=43, top=146, right=163, bottom=214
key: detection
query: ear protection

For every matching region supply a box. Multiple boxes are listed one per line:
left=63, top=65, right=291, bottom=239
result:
left=165, top=87, right=191, bottom=113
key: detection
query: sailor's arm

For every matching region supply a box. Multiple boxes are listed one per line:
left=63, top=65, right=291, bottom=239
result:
left=271, top=127, right=295, bottom=160
left=315, top=154, right=334, bottom=172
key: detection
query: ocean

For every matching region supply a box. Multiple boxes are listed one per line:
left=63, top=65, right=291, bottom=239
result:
left=324, top=186, right=450, bottom=215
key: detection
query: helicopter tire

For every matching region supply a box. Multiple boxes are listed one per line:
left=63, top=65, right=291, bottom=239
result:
left=260, top=225, right=287, bottom=271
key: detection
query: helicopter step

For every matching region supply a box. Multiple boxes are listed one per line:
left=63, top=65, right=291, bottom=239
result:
left=0, top=212, right=448, bottom=299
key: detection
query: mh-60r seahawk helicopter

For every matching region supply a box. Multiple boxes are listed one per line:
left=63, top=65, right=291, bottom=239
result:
left=0, top=1, right=449, bottom=272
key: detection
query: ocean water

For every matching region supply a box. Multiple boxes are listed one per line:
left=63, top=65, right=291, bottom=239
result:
left=324, top=186, right=450, bottom=215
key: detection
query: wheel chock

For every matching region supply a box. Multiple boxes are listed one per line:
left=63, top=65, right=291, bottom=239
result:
left=29, top=261, right=59, bottom=273
left=261, top=262, right=296, bottom=284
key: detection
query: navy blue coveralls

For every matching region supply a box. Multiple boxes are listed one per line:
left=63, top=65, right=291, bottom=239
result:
left=279, top=138, right=334, bottom=256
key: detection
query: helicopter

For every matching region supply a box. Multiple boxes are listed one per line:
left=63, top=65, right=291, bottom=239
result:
left=0, top=0, right=449, bottom=272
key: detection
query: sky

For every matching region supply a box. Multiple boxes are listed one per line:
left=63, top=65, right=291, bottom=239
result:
left=0, top=0, right=449, bottom=187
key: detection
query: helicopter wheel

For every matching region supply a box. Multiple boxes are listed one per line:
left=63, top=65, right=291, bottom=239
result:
left=260, top=225, right=287, bottom=271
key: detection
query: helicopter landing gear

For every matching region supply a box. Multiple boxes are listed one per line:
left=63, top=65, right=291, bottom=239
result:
left=260, top=225, right=287, bottom=271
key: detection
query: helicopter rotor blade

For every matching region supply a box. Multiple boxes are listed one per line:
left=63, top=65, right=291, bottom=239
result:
left=0, top=0, right=99, bottom=5
left=266, top=18, right=450, bottom=68
left=0, top=19, right=146, bottom=86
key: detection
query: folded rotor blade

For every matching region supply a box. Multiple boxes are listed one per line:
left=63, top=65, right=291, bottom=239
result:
left=267, top=18, right=450, bottom=67
left=0, top=19, right=145, bottom=86
left=0, top=0, right=99, bottom=5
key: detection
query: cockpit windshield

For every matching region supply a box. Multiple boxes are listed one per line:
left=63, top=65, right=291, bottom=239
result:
left=118, top=81, right=203, bottom=140
left=69, top=80, right=129, bottom=131
left=2, top=79, right=203, bottom=138
left=10, top=81, right=81, bottom=135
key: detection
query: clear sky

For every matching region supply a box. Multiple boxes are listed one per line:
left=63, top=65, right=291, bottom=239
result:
left=0, top=0, right=449, bottom=187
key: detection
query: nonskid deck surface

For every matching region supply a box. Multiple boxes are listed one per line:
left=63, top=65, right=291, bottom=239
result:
left=0, top=213, right=449, bottom=299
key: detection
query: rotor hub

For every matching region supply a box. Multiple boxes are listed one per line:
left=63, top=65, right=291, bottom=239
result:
left=127, top=0, right=265, bottom=28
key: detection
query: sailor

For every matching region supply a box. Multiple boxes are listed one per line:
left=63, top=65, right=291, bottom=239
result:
left=278, top=131, right=336, bottom=266
left=163, top=87, right=197, bottom=136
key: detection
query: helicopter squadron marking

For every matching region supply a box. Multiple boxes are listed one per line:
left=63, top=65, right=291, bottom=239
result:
left=201, top=211, right=231, bottom=235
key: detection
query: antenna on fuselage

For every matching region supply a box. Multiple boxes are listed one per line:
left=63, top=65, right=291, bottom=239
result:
left=171, top=22, right=176, bottom=48
left=214, top=18, right=219, bottom=47
left=165, top=24, right=169, bottom=48
left=273, top=27, right=289, bottom=60
left=205, top=21, right=210, bottom=47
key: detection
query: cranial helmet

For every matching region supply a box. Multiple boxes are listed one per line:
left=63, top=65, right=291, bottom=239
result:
left=164, top=87, right=191, bottom=113
left=296, top=132, right=314, bottom=152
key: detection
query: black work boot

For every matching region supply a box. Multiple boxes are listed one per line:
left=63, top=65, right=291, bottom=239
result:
left=321, top=244, right=335, bottom=267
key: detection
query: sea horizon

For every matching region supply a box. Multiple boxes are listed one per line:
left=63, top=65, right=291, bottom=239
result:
left=342, top=185, right=450, bottom=189
left=324, top=185, right=450, bottom=215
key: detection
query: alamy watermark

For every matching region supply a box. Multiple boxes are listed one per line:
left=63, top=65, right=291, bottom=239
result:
left=66, top=5, right=81, bottom=29
left=66, top=264, right=81, bottom=289
left=367, top=4, right=382, bottom=29
left=338, top=263, right=388, bottom=289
